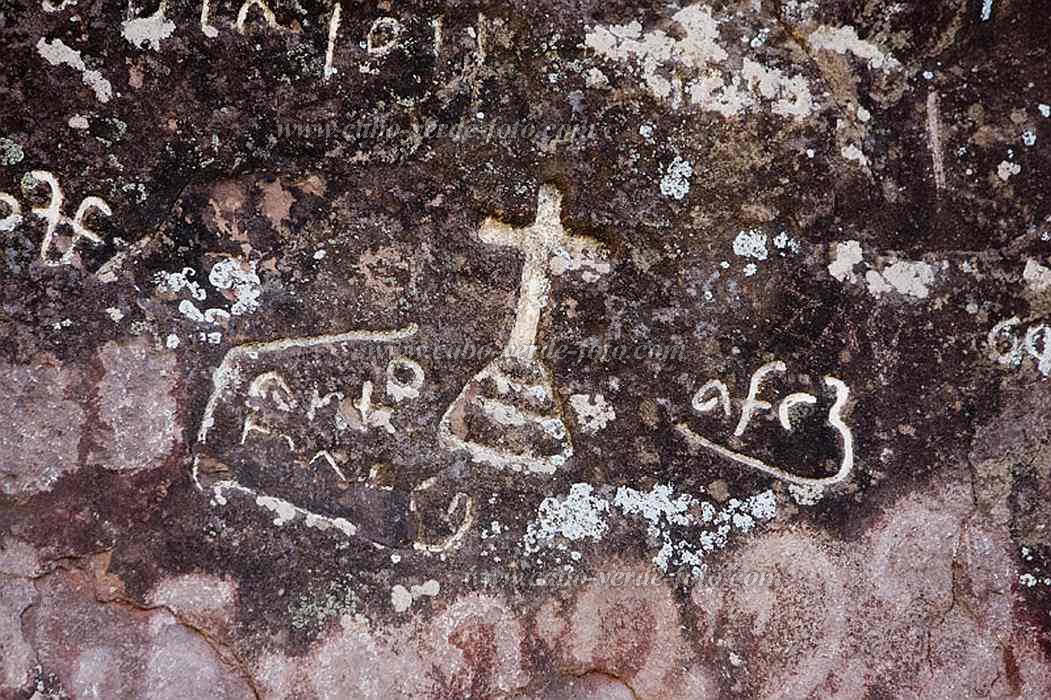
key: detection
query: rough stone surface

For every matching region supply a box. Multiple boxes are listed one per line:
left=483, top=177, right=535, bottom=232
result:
left=2, top=0, right=1051, bottom=698
left=0, top=362, right=84, bottom=496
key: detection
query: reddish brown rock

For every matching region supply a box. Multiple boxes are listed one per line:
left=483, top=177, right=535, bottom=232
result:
left=0, top=361, right=84, bottom=496
left=89, top=337, right=181, bottom=473
left=21, top=567, right=254, bottom=699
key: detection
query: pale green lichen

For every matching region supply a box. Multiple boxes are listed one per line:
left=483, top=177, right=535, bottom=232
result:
left=0, top=137, right=25, bottom=167
left=288, top=576, right=361, bottom=630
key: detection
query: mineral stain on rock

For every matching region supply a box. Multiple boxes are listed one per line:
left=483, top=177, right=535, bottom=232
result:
left=2, top=0, right=1051, bottom=698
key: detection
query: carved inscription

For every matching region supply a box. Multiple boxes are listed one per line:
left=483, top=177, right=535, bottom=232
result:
left=194, top=324, right=475, bottom=553
left=676, top=361, right=855, bottom=488
left=438, top=184, right=610, bottom=474
left=2, top=171, right=111, bottom=266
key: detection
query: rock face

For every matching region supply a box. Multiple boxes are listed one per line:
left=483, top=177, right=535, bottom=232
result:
left=2, top=1, right=1050, bottom=698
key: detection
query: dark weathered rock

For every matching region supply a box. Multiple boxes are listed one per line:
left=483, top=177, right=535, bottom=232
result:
left=2, top=0, right=1050, bottom=697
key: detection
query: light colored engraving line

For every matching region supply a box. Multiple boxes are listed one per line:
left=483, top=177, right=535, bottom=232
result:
left=366, top=17, right=403, bottom=57
left=778, top=392, right=817, bottom=430
left=474, top=12, right=486, bottom=65
left=27, top=170, right=65, bottom=248
left=1025, top=324, right=1051, bottom=376
left=236, top=0, right=277, bottom=34
left=475, top=396, right=557, bottom=429
left=306, top=387, right=344, bottom=421
left=440, top=365, right=572, bottom=473
left=192, top=323, right=467, bottom=554
left=431, top=16, right=443, bottom=56
left=247, top=371, right=297, bottom=411
left=310, top=450, right=347, bottom=481
left=438, top=184, right=607, bottom=474
left=927, top=91, right=946, bottom=190
left=692, top=378, right=731, bottom=417
left=0, top=192, right=22, bottom=232
left=733, top=360, right=786, bottom=437
left=445, top=437, right=564, bottom=474
left=981, top=0, right=994, bottom=22
left=473, top=396, right=569, bottom=443
left=212, top=480, right=360, bottom=538
left=324, top=3, right=341, bottom=79
left=195, top=324, right=417, bottom=448
left=23, top=170, right=111, bottom=266
left=239, top=414, right=295, bottom=450
left=352, top=380, right=396, bottom=434
left=411, top=477, right=476, bottom=553
left=676, top=376, right=854, bottom=488
left=366, top=463, right=390, bottom=488
left=386, top=356, right=424, bottom=402
left=200, top=0, right=219, bottom=37
left=207, top=475, right=473, bottom=555
left=477, top=185, right=609, bottom=356
left=239, top=414, right=270, bottom=445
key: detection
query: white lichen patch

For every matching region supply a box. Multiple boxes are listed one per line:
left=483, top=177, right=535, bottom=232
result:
left=122, top=6, right=176, bottom=51
left=0, top=137, right=25, bottom=166
left=615, top=485, right=777, bottom=575
left=288, top=576, right=362, bottom=630
left=659, top=156, right=693, bottom=200
left=1023, top=259, right=1051, bottom=292
left=390, top=579, right=440, bottom=613
left=569, top=393, right=615, bottom=433
left=521, top=482, right=780, bottom=580
left=773, top=231, right=801, bottom=254
left=616, top=483, right=699, bottom=573
left=807, top=25, right=900, bottom=71
left=36, top=38, right=113, bottom=103
left=614, top=484, right=695, bottom=531
left=866, top=260, right=936, bottom=299
left=156, top=259, right=262, bottom=325
left=841, top=144, right=868, bottom=167
left=524, top=483, right=609, bottom=553
left=155, top=268, right=206, bottom=299
left=390, top=585, right=413, bottom=613
left=997, top=160, right=1021, bottom=181
left=828, top=240, right=864, bottom=282
left=209, top=257, right=262, bottom=315
left=830, top=242, right=939, bottom=300
left=585, top=5, right=814, bottom=119
left=732, top=229, right=768, bottom=261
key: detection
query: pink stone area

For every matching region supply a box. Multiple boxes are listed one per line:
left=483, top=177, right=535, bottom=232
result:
left=90, top=337, right=181, bottom=472
left=19, top=568, right=255, bottom=699
left=0, top=362, right=84, bottom=496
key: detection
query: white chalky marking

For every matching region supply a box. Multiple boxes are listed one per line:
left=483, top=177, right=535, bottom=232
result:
left=121, top=2, right=176, bottom=51
left=36, top=38, right=113, bottom=103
